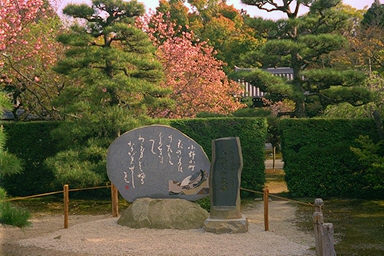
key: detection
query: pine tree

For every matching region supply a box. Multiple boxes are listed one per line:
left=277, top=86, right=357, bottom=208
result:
left=239, top=0, right=371, bottom=117
left=47, top=0, right=172, bottom=187
left=0, top=92, right=22, bottom=177
left=55, top=0, right=171, bottom=137
left=0, top=92, right=29, bottom=227
left=362, top=0, right=384, bottom=28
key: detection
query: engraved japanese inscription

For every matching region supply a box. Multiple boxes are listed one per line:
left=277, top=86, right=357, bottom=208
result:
left=107, top=125, right=210, bottom=202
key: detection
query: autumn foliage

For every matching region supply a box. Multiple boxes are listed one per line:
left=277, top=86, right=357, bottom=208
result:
left=139, top=12, right=244, bottom=118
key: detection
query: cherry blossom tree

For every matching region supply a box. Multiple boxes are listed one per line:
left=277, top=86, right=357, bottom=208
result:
left=139, top=12, right=244, bottom=118
left=0, top=0, right=44, bottom=57
left=0, top=1, right=68, bottom=120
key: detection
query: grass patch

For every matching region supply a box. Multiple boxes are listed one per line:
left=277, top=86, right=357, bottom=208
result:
left=0, top=187, right=31, bottom=228
left=196, top=197, right=210, bottom=212
left=0, top=202, right=31, bottom=228
left=295, top=199, right=384, bottom=256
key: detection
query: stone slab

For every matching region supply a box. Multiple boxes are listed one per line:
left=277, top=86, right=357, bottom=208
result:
left=107, top=125, right=210, bottom=202
left=203, top=215, right=249, bottom=234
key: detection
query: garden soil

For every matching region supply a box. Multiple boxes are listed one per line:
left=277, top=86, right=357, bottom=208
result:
left=0, top=201, right=315, bottom=256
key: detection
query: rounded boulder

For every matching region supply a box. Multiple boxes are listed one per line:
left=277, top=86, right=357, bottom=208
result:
left=117, top=198, right=209, bottom=229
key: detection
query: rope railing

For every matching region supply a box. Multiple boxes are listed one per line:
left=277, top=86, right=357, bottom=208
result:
left=5, top=184, right=315, bottom=233
left=4, top=185, right=112, bottom=202
left=240, top=187, right=314, bottom=207
left=3, top=184, right=119, bottom=229
left=68, top=185, right=111, bottom=193
left=5, top=190, right=64, bottom=202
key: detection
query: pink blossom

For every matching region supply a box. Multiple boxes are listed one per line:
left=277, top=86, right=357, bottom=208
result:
left=140, top=12, right=244, bottom=118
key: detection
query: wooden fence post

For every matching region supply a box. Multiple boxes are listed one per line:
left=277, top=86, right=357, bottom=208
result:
left=263, top=186, right=269, bottom=231
left=111, top=184, right=119, bottom=217
left=313, top=198, right=336, bottom=256
left=322, top=223, right=336, bottom=256
left=63, top=184, right=69, bottom=229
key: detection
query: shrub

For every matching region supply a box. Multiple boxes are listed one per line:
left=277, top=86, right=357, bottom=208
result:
left=351, top=136, right=384, bottom=198
left=0, top=187, right=30, bottom=228
left=0, top=202, right=31, bottom=228
left=196, top=197, right=210, bottom=212
left=232, top=108, right=271, bottom=117
left=280, top=118, right=381, bottom=198
left=0, top=121, right=61, bottom=196
left=196, top=112, right=228, bottom=118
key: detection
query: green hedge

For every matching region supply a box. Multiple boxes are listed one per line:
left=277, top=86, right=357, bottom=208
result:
left=0, top=121, right=61, bottom=196
left=1, top=118, right=267, bottom=196
left=168, top=118, right=267, bottom=192
left=280, top=119, right=381, bottom=198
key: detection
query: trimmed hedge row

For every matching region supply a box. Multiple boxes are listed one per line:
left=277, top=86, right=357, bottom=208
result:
left=168, top=118, right=267, bottom=191
left=280, top=119, right=381, bottom=198
left=1, top=118, right=267, bottom=196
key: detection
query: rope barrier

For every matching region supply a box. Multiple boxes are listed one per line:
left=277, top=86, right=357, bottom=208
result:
left=240, top=187, right=264, bottom=195
left=268, top=193, right=314, bottom=207
left=4, top=185, right=112, bottom=202
left=5, top=190, right=64, bottom=202
left=240, top=187, right=314, bottom=207
left=69, top=185, right=111, bottom=192
left=5, top=185, right=312, bottom=208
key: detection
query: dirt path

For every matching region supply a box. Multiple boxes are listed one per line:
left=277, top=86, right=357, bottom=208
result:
left=1, top=201, right=315, bottom=256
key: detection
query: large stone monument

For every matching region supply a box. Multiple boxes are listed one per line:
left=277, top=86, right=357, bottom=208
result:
left=107, top=125, right=211, bottom=202
left=203, top=137, right=248, bottom=233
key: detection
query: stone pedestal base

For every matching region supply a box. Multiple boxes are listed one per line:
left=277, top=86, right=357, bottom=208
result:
left=203, top=215, right=248, bottom=234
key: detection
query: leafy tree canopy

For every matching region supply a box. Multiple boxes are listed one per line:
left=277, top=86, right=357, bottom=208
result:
left=155, top=0, right=263, bottom=71
left=239, top=0, right=371, bottom=117
left=362, top=0, right=384, bottom=28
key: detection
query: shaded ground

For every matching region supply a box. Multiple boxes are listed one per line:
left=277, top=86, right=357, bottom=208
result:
left=265, top=159, right=384, bottom=256
left=1, top=201, right=315, bottom=256
left=295, top=199, right=384, bottom=256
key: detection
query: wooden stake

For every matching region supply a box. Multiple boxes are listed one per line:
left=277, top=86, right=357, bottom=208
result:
left=63, top=184, right=69, bottom=229
left=111, top=184, right=119, bottom=217
left=263, top=186, right=269, bottom=231
left=272, top=146, right=276, bottom=171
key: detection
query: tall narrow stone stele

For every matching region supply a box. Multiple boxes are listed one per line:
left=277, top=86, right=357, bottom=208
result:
left=203, top=137, right=248, bottom=233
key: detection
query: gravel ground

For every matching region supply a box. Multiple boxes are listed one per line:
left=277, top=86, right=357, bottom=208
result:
left=1, top=201, right=316, bottom=256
